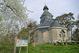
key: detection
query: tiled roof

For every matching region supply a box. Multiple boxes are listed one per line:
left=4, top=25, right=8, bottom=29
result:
left=50, top=21, right=63, bottom=27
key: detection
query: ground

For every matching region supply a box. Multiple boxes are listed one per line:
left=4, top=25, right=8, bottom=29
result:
left=0, top=44, right=79, bottom=53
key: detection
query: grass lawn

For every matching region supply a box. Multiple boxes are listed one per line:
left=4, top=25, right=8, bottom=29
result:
left=0, top=44, right=79, bottom=53
left=28, top=44, right=79, bottom=53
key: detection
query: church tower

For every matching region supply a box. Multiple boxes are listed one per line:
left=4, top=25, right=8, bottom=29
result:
left=40, top=5, right=53, bottom=26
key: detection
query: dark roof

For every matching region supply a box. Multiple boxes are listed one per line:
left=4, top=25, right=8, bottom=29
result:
left=50, top=21, right=63, bottom=27
left=38, top=27, right=49, bottom=32
left=40, top=11, right=53, bottom=19
left=38, top=24, right=50, bottom=27
left=38, top=24, right=50, bottom=32
left=40, top=6, right=53, bottom=26
left=43, top=5, right=49, bottom=10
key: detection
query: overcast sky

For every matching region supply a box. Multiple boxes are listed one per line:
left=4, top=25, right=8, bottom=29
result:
left=25, top=0, right=79, bottom=23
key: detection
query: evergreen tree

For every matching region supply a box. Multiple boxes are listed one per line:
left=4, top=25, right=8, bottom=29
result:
left=72, top=28, right=79, bottom=41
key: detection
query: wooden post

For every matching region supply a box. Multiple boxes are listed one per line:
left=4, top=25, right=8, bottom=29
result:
left=33, top=34, right=35, bottom=47
left=26, top=32, right=30, bottom=53
left=26, top=40, right=28, bottom=53
left=19, top=47, right=22, bottom=53
left=14, top=35, right=17, bottom=53
left=19, top=35, right=22, bottom=53
left=26, top=46, right=28, bottom=53
left=29, top=32, right=30, bottom=44
left=34, top=42, right=35, bottom=47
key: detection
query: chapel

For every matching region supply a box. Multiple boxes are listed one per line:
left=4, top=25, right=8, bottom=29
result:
left=34, top=5, right=68, bottom=44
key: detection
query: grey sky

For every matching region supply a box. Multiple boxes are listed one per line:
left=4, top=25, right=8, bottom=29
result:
left=25, top=0, right=79, bottom=23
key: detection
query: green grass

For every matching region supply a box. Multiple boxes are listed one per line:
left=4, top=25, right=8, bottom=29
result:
left=28, top=44, right=79, bottom=53
left=0, top=44, right=79, bottom=53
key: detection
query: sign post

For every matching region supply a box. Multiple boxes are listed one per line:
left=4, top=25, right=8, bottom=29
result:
left=14, top=36, right=17, bottom=53
left=19, top=46, right=22, bottom=53
left=26, top=45, right=28, bottom=53
left=16, top=39, right=28, bottom=53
